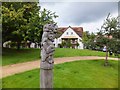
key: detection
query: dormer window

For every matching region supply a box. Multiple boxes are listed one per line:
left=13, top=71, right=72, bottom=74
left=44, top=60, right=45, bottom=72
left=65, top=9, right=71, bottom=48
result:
left=66, top=32, right=68, bottom=35
left=71, top=32, right=73, bottom=35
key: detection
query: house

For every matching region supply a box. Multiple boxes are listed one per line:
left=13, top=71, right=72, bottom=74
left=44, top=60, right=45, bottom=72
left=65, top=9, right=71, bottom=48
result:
left=3, top=26, right=84, bottom=49
left=53, top=26, right=84, bottom=49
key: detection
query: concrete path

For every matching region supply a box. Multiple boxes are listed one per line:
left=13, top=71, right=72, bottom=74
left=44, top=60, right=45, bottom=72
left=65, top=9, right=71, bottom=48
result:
left=1, top=56, right=119, bottom=78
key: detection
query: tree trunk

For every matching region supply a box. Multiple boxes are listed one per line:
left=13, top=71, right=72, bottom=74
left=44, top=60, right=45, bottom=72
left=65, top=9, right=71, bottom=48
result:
left=2, top=42, right=3, bottom=48
left=17, top=42, right=21, bottom=50
left=104, top=46, right=109, bottom=66
left=27, top=42, right=31, bottom=48
left=34, top=43, right=37, bottom=48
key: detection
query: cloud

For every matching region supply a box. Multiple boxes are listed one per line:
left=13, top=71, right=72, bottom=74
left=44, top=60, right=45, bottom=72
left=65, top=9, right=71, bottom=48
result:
left=65, top=2, right=117, bottom=24
left=40, top=0, right=119, bottom=2
left=40, top=2, right=118, bottom=32
left=80, top=11, right=118, bottom=33
left=40, top=2, right=117, bottom=24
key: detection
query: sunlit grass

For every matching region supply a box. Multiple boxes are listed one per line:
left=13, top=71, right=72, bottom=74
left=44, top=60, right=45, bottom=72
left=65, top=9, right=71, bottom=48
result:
left=2, top=60, right=118, bottom=88
left=2, top=48, right=106, bottom=66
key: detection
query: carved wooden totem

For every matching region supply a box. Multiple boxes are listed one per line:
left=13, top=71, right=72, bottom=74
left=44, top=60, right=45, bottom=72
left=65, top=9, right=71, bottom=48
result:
left=40, top=24, right=57, bottom=89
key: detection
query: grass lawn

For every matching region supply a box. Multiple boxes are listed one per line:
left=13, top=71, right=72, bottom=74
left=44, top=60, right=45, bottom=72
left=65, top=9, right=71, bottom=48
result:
left=2, top=60, right=118, bottom=88
left=2, top=48, right=40, bottom=66
left=2, top=48, right=106, bottom=66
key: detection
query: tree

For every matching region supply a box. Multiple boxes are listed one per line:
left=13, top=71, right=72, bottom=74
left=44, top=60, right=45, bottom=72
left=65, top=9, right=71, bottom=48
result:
left=82, top=31, right=90, bottom=49
left=0, top=2, right=2, bottom=46
left=76, top=41, right=79, bottom=48
left=97, top=13, right=120, bottom=66
left=82, top=31, right=90, bottom=42
left=66, top=39, right=72, bottom=48
left=61, top=40, right=66, bottom=48
left=26, top=8, right=58, bottom=48
left=2, top=2, right=58, bottom=49
left=2, top=2, right=38, bottom=49
left=82, top=31, right=96, bottom=49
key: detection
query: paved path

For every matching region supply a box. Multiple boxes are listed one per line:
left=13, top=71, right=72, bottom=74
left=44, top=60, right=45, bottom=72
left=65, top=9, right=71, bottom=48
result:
left=1, top=56, right=119, bottom=78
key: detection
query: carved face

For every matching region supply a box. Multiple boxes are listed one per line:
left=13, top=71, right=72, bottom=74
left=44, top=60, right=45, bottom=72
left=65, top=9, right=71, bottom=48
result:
left=43, top=24, right=58, bottom=41
left=48, top=31, right=55, bottom=41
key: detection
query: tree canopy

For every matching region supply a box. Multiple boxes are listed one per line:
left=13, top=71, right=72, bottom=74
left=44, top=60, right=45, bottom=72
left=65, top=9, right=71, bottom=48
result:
left=96, top=14, right=120, bottom=52
left=82, top=31, right=96, bottom=49
left=96, top=13, right=120, bottom=66
left=2, top=2, right=58, bottom=49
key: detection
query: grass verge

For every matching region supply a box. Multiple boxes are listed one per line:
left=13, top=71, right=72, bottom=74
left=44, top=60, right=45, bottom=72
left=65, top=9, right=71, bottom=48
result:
left=2, top=60, right=118, bottom=88
left=2, top=48, right=106, bottom=66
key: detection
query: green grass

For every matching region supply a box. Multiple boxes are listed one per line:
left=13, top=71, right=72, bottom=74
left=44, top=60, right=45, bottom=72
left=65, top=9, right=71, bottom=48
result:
left=2, top=48, right=40, bottom=66
left=2, top=48, right=106, bottom=66
left=2, top=60, right=118, bottom=88
left=54, top=48, right=106, bottom=57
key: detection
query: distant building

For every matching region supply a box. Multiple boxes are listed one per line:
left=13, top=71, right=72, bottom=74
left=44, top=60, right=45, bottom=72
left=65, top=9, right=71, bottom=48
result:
left=53, top=26, right=84, bottom=49
left=3, top=26, right=84, bottom=49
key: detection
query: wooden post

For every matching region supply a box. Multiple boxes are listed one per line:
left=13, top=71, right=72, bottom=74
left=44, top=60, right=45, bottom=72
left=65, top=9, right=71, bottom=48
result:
left=104, top=45, right=109, bottom=66
left=40, top=24, right=57, bottom=89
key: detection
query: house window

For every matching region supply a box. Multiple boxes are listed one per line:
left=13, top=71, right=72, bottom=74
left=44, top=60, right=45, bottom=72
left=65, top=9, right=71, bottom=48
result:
left=66, top=32, right=68, bottom=35
left=71, top=32, right=73, bottom=35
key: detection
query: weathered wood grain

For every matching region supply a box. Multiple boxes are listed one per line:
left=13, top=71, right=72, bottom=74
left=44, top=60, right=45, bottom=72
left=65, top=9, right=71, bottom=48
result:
left=40, top=24, right=57, bottom=89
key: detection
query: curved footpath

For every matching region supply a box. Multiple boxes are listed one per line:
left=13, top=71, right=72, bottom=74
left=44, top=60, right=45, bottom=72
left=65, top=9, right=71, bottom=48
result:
left=1, top=56, right=119, bottom=78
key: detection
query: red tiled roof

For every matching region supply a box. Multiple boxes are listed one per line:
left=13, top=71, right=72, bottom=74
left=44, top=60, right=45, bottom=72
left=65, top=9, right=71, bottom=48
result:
left=58, top=26, right=83, bottom=37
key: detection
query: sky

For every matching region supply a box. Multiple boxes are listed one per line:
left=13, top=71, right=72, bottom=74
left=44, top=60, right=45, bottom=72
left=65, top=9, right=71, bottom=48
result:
left=40, top=1, right=118, bottom=33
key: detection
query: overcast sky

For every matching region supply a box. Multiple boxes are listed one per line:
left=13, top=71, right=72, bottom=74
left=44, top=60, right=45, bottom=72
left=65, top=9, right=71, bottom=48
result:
left=40, top=1, right=118, bottom=33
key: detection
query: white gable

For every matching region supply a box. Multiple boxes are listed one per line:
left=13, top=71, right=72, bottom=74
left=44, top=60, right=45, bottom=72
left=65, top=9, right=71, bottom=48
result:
left=54, top=27, right=84, bottom=49
left=59, top=27, right=82, bottom=40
